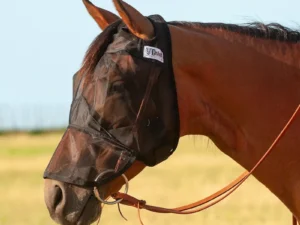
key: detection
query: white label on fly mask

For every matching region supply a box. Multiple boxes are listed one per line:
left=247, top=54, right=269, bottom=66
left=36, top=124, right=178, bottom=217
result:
left=143, top=46, right=164, bottom=63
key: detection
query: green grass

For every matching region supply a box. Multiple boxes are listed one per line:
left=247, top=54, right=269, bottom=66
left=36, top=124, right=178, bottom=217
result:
left=0, top=133, right=290, bottom=225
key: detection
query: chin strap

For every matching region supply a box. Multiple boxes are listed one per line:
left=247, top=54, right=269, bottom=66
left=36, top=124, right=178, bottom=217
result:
left=111, top=104, right=300, bottom=225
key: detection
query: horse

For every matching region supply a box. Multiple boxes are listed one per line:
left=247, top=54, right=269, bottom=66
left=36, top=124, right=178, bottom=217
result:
left=43, top=0, right=300, bottom=224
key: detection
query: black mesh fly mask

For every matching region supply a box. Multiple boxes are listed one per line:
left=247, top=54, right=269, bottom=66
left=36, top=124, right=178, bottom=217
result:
left=43, top=15, right=180, bottom=187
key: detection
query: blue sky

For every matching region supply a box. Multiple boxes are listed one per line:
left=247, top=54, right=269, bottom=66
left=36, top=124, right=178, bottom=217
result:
left=0, top=0, right=299, bottom=129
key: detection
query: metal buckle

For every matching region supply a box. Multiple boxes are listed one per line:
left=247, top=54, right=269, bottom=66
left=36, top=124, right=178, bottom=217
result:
left=93, top=169, right=129, bottom=205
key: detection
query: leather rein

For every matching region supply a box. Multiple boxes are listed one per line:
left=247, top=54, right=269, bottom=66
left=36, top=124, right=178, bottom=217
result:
left=106, top=104, right=300, bottom=225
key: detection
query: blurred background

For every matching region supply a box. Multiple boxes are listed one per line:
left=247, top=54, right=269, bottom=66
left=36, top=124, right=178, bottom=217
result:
left=1, top=0, right=299, bottom=224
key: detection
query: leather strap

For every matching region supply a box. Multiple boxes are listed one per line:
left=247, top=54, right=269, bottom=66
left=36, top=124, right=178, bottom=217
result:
left=112, top=104, right=300, bottom=223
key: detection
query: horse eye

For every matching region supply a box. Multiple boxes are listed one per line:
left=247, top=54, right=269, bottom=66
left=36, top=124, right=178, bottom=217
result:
left=111, top=81, right=125, bottom=93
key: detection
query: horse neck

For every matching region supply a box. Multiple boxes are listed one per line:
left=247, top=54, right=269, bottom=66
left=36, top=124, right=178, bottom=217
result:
left=184, top=25, right=300, bottom=69
left=169, top=24, right=300, bottom=218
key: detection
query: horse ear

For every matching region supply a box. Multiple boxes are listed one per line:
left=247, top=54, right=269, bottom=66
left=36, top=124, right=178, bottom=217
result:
left=112, top=0, right=154, bottom=40
left=83, top=0, right=120, bottom=30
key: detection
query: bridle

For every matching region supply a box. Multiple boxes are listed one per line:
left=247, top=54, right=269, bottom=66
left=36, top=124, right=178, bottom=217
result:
left=94, top=104, right=300, bottom=225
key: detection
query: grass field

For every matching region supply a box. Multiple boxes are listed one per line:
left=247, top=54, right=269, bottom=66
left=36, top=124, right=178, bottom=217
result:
left=0, top=132, right=290, bottom=225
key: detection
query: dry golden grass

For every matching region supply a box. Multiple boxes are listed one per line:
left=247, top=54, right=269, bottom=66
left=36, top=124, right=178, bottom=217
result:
left=0, top=133, right=290, bottom=225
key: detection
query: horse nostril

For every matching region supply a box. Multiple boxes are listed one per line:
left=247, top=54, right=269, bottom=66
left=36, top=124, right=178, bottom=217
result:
left=53, top=185, right=63, bottom=210
left=44, top=180, right=101, bottom=225
left=44, top=180, right=66, bottom=214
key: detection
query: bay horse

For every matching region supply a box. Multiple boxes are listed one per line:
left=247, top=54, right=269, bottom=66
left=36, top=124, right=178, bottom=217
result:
left=43, top=0, right=300, bottom=224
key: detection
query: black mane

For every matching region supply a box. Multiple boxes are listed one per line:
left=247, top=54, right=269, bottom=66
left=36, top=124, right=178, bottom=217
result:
left=169, top=21, right=300, bottom=43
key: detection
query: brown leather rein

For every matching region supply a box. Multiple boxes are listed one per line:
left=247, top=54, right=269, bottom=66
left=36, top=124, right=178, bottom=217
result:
left=102, top=104, right=300, bottom=224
